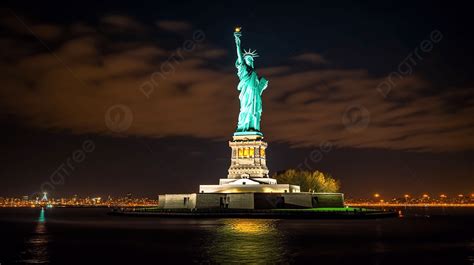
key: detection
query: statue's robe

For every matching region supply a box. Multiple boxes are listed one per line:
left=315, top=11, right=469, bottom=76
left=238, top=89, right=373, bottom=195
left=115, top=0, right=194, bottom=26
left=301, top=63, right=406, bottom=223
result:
left=235, top=59, right=268, bottom=132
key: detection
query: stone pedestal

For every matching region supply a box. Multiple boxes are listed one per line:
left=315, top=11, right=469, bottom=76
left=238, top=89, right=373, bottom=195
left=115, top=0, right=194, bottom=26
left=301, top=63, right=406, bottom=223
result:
left=227, top=132, right=269, bottom=179
left=198, top=132, right=301, bottom=194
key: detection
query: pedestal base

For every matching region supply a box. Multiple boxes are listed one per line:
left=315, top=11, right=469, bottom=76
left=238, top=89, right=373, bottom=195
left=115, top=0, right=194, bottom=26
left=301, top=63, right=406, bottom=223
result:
left=199, top=183, right=300, bottom=193
left=228, top=133, right=269, bottom=179
left=157, top=192, right=345, bottom=209
left=200, top=177, right=300, bottom=193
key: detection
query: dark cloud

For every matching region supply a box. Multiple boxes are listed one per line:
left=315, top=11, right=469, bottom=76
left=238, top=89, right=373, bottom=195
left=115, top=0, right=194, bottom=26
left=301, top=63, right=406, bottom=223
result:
left=0, top=15, right=473, bottom=152
left=292, top=53, right=327, bottom=64
left=1, top=14, right=62, bottom=41
left=100, top=15, right=145, bottom=33
left=156, top=20, right=192, bottom=32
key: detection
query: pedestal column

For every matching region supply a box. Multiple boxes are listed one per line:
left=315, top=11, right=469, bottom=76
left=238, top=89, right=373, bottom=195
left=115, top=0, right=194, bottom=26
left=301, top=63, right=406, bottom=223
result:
left=227, top=133, right=269, bottom=179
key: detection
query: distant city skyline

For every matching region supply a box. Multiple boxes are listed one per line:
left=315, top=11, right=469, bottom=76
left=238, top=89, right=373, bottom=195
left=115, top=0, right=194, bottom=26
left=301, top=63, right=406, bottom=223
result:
left=2, top=193, right=473, bottom=208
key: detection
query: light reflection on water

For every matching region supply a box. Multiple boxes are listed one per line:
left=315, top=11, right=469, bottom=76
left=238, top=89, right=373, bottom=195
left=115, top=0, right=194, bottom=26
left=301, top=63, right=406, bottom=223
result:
left=202, top=219, right=290, bottom=264
left=18, top=207, right=50, bottom=264
left=469, top=238, right=474, bottom=264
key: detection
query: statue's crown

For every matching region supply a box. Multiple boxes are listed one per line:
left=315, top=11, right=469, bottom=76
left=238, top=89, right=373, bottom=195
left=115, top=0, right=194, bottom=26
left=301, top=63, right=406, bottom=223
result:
left=243, top=49, right=259, bottom=58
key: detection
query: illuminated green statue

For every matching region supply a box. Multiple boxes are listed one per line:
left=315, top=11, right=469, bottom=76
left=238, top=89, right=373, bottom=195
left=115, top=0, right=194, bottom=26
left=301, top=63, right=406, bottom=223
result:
left=234, top=28, right=268, bottom=133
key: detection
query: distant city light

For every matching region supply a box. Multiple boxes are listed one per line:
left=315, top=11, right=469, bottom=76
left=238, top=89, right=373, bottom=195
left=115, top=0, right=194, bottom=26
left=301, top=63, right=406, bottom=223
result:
left=1, top=192, right=473, bottom=209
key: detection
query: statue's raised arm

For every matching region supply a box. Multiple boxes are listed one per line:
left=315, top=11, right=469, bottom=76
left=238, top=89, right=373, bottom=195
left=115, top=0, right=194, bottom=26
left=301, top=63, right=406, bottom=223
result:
left=234, top=30, right=243, bottom=64
left=232, top=27, right=268, bottom=133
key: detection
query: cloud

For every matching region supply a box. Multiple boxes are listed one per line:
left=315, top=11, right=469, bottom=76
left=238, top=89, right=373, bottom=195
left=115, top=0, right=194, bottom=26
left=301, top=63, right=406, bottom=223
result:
left=156, top=20, right=192, bottom=32
left=1, top=15, right=63, bottom=40
left=0, top=16, right=473, bottom=152
left=198, top=48, right=227, bottom=59
left=100, top=15, right=145, bottom=32
left=292, top=53, right=327, bottom=64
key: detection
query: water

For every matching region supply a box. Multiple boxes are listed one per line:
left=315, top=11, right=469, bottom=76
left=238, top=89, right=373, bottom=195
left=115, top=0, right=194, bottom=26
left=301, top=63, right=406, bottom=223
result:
left=0, top=207, right=473, bottom=264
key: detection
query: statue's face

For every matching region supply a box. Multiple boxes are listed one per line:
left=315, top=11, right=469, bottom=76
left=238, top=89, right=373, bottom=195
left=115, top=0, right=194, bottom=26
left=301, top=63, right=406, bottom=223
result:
left=244, top=56, right=254, bottom=67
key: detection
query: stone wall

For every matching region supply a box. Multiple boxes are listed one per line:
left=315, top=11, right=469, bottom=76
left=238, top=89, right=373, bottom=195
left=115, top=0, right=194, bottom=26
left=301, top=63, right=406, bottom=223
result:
left=283, top=193, right=313, bottom=208
left=157, top=195, right=165, bottom=208
left=161, top=194, right=196, bottom=209
left=254, top=193, right=282, bottom=209
left=159, top=192, right=345, bottom=209
left=228, top=193, right=254, bottom=209
left=195, top=193, right=222, bottom=209
left=312, top=193, right=345, bottom=208
left=254, top=192, right=343, bottom=209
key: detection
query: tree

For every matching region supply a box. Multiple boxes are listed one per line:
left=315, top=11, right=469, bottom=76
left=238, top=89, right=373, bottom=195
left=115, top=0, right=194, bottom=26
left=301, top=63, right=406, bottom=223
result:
left=273, top=169, right=340, bottom=193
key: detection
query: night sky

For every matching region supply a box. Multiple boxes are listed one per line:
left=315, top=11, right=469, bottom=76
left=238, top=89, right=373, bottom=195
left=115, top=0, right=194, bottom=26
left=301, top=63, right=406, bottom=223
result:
left=0, top=2, right=472, bottom=198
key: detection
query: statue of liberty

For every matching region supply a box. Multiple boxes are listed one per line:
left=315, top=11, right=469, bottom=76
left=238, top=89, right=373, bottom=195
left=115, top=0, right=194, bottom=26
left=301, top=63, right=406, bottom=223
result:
left=233, top=28, right=268, bottom=133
